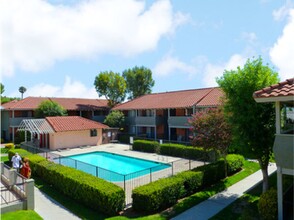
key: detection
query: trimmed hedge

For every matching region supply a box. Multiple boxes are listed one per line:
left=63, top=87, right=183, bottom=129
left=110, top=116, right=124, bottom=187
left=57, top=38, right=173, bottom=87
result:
left=133, top=140, right=160, bottom=153
left=226, top=154, right=245, bottom=175
left=160, top=143, right=216, bottom=162
left=132, top=154, right=244, bottom=213
left=8, top=148, right=125, bottom=216
left=35, top=160, right=125, bottom=215
left=132, top=176, right=185, bottom=212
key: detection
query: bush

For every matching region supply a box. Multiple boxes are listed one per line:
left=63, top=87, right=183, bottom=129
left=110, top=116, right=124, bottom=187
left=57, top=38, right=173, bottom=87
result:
left=258, top=188, right=278, bottom=220
left=133, top=140, right=160, bottom=153
left=35, top=160, right=125, bottom=216
left=159, top=143, right=216, bottom=162
left=193, top=159, right=226, bottom=187
left=175, top=171, right=203, bottom=196
left=226, top=154, right=245, bottom=175
left=8, top=149, right=33, bottom=161
left=117, top=133, right=131, bottom=144
left=4, top=143, right=15, bottom=150
left=132, top=176, right=184, bottom=213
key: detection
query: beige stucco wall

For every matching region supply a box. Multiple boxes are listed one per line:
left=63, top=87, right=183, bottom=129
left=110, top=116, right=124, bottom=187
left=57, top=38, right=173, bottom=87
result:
left=49, top=129, right=103, bottom=150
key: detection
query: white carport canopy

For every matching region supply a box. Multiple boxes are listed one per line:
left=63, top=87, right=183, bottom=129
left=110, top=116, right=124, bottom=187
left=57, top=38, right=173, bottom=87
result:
left=17, top=119, right=54, bottom=148
left=18, top=119, right=54, bottom=135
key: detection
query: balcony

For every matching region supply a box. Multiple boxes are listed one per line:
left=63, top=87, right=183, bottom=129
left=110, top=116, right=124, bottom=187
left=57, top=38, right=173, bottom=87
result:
left=168, top=116, right=191, bottom=128
left=125, top=116, right=164, bottom=126
left=273, top=134, right=294, bottom=170
left=9, top=117, right=34, bottom=127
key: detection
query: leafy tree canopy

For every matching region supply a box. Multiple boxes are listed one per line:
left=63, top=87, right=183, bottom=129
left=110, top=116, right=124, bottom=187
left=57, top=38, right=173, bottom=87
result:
left=217, top=57, right=279, bottom=192
left=122, top=66, right=155, bottom=100
left=0, top=83, right=4, bottom=95
left=35, top=100, right=67, bottom=118
left=94, top=71, right=126, bottom=107
left=103, top=110, right=125, bottom=128
left=189, top=107, right=231, bottom=155
left=19, top=86, right=27, bottom=99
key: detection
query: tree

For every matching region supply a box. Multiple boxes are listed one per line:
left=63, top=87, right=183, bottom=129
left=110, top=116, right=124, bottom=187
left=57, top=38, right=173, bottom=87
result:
left=35, top=100, right=67, bottom=118
left=104, top=110, right=125, bottom=128
left=217, top=57, right=279, bottom=192
left=189, top=107, right=231, bottom=174
left=0, top=83, right=4, bottom=95
left=94, top=71, right=126, bottom=107
left=19, top=86, right=27, bottom=99
left=122, top=66, right=155, bottom=100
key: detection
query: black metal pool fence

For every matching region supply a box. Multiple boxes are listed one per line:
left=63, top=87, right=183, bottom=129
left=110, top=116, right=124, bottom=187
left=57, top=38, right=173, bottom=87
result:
left=20, top=143, right=203, bottom=205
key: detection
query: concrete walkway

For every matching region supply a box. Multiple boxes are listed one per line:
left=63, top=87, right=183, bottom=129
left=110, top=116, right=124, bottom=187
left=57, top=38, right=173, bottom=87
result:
left=34, top=187, right=81, bottom=220
left=172, top=163, right=277, bottom=220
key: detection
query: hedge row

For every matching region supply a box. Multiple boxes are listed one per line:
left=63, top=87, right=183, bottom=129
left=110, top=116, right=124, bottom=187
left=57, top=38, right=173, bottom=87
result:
left=133, top=140, right=160, bottom=153
left=132, top=154, right=244, bottom=213
left=132, top=140, right=217, bottom=162
left=8, top=149, right=125, bottom=216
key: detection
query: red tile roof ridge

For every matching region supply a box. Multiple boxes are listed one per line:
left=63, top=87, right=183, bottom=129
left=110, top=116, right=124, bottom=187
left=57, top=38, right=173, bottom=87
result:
left=253, top=78, right=294, bottom=99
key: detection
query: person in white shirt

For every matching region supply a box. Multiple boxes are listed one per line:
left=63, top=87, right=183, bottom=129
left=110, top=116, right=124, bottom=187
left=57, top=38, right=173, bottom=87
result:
left=11, top=152, right=22, bottom=172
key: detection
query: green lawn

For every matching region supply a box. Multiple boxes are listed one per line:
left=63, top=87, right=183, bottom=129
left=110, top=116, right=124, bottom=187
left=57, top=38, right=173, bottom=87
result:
left=210, top=172, right=293, bottom=220
left=1, top=210, right=42, bottom=220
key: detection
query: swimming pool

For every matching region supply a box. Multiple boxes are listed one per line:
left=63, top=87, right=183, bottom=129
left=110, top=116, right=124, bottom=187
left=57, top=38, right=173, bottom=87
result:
left=55, top=151, right=171, bottom=182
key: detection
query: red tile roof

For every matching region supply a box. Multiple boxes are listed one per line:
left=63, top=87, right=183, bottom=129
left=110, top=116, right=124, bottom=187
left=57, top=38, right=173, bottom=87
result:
left=1, top=97, right=109, bottom=111
left=253, top=78, right=294, bottom=99
left=113, top=87, right=223, bottom=110
left=46, top=116, right=109, bottom=132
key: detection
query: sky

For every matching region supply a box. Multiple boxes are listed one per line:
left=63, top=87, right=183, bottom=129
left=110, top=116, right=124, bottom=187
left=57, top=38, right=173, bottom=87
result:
left=1, top=0, right=293, bottom=99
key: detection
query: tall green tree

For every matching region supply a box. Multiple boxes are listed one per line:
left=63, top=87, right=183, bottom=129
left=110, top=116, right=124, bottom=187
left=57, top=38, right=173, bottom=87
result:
left=217, top=57, right=279, bottom=192
left=122, top=66, right=155, bottom=100
left=0, top=83, right=4, bottom=95
left=35, top=100, right=67, bottom=118
left=94, top=71, right=126, bottom=107
left=104, top=110, right=125, bottom=128
left=19, top=86, right=27, bottom=99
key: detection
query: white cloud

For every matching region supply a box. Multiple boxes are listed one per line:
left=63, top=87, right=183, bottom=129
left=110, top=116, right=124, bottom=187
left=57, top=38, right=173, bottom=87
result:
left=273, top=0, right=294, bottom=21
left=270, top=9, right=294, bottom=80
left=241, top=32, right=257, bottom=44
left=153, top=55, right=196, bottom=76
left=8, top=76, right=99, bottom=98
left=202, top=54, right=247, bottom=87
left=0, top=0, right=186, bottom=77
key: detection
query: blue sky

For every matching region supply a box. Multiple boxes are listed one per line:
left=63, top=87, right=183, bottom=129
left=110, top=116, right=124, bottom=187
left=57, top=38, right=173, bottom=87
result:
left=1, top=0, right=293, bottom=99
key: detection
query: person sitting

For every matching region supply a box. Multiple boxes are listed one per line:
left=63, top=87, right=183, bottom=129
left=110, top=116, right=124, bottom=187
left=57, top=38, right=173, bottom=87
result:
left=20, top=157, right=31, bottom=179
left=11, top=152, right=22, bottom=172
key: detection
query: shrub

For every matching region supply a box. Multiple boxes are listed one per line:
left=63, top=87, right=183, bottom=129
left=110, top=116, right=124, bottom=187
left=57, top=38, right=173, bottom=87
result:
left=35, top=160, right=125, bottom=215
left=226, top=154, right=245, bottom=175
left=159, top=143, right=216, bottom=162
left=4, top=143, right=15, bottom=150
left=193, top=159, right=226, bottom=187
left=132, top=176, right=184, bottom=213
left=175, top=171, right=203, bottom=195
left=258, top=188, right=278, bottom=220
left=133, top=140, right=160, bottom=153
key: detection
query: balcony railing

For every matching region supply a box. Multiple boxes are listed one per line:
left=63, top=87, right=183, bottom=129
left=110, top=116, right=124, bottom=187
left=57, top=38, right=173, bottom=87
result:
left=168, top=116, right=191, bottom=128
left=9, top=117, right=34, bottom=127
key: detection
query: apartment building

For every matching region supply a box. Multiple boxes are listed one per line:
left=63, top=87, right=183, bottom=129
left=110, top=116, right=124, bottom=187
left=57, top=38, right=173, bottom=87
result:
left=113, top=87, right=223, bottom=142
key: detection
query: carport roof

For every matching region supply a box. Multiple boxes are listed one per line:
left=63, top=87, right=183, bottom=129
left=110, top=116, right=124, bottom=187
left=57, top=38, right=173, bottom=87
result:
left=18, top=119, right=54, bottom=134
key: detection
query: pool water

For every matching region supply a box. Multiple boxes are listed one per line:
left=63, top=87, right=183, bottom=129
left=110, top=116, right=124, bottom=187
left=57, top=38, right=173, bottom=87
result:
left=56, top=151, right=170, bottom=182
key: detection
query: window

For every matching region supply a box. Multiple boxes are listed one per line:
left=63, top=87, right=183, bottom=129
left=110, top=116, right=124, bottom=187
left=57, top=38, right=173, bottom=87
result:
left=90, top=129, right=97, bottom=137
left=280, top=101, right=294, bottom=134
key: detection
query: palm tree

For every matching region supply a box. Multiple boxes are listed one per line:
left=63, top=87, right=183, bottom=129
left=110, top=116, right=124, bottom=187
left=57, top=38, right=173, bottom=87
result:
left=19, top=86, right=27, bottom=99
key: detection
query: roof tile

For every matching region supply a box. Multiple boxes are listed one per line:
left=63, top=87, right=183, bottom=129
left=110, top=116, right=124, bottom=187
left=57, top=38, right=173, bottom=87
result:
left=253, top=78, right=294, bottom=99
left=1, top=97, right=109, bottom=110
left=46, top=116, right=108, bottom=132
left=113, top=87, right=223, bottom=110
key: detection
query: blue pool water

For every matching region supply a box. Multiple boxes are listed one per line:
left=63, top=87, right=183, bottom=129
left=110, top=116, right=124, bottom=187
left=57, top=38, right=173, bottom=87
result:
left=56, top=151, right=170, bottom=182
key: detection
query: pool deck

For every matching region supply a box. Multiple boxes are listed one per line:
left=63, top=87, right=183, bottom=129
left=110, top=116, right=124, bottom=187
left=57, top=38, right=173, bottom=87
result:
left=50, top=143, right=183, bottom=164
